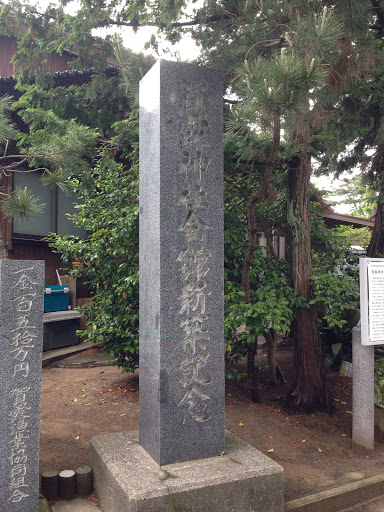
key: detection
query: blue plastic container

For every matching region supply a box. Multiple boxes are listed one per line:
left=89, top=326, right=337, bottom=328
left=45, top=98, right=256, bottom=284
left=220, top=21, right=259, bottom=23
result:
left=44, top=285, right=70, bottom=313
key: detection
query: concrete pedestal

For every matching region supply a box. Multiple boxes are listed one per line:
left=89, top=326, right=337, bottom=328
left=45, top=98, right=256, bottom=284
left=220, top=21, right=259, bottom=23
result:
left=90, top=431, right=284, bottom=512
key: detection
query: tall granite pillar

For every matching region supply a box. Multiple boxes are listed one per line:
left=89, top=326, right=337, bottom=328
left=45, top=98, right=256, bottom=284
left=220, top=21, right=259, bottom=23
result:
left=139, top=60, right=224, bottom=465
left=0, top=260, right=44, bottom=512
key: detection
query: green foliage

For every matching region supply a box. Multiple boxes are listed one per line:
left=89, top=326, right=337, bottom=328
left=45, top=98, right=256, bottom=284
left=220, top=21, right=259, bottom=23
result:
left=310, top=258, right=360, bottom=330
left=332, top=225, right=372, bottom=250
left=0, top=185, right=44, bottom=221
left=47, top=126, right=140, bottom=372
left=375, top=356, right=384, bottom=409
left=16, top=109, right=98, bottom=185
left=310, top=214, right=360, bottom=367
left=0, top=0, right=381, bottom=398
left=224, top=204, right=305, bottom=378
left=0, top=95, right=18, bottom=147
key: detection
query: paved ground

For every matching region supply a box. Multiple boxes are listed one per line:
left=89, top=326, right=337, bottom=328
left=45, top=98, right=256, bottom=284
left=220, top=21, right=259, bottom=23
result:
left=51, top=499, right=100, bottom=511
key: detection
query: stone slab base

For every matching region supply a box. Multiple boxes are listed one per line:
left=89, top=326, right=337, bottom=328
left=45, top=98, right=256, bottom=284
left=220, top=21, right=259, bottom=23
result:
left=90, top=430, right=284, bottom=512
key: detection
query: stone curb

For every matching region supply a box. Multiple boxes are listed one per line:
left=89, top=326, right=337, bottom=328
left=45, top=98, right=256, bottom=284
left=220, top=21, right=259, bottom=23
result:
left=285, top=474, right=384, bottom=512
left=42, top=342, right=101, bottom=368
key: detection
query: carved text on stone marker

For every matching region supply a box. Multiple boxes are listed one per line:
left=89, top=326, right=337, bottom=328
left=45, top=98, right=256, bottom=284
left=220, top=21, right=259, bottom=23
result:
left=7, top=267, right=37, bottom=503
left=177, top=79, right=212, bottom=423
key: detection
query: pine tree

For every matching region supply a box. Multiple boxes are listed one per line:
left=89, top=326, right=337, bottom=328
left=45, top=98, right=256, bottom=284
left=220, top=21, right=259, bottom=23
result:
left=0, top=0, right=377, bottom=409
left=191, top=0, right=373, bottom=410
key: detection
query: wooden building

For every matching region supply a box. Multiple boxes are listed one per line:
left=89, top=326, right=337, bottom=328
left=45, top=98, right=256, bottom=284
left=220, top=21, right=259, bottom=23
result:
left=0, top=35, right=103, bottom=297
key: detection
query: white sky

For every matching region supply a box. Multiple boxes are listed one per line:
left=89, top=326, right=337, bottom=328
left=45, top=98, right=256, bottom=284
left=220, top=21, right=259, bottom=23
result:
left=312, top=173, right=355, bottom=215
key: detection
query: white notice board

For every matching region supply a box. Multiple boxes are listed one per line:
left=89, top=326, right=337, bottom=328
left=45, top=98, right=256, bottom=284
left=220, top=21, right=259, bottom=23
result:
left=360, top=258, right=384, bottom=345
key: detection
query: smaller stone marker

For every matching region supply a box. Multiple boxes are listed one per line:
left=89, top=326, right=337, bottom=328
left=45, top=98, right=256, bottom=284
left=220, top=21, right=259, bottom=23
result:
left=0, top=260, right=44, bottom=512
left=352, top=325, right=374, bottom=452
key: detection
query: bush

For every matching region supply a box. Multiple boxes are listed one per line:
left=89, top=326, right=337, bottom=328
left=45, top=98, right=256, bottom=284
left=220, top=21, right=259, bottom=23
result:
left=48, top=144, right=140, bottom=372
left=375, top=356, right=384, bottom=409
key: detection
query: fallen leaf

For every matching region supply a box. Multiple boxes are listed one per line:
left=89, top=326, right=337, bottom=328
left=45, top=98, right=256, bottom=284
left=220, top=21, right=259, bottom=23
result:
left=346, top=411, right=352, bottom=414
left=108, top=388, right=113, bottom=392
left=239, top=422, right=245, bottom=427
left=75, top=436, right=80, bottom=440
left=302, top=439, right=306, bottom=443
left=335, top=398, right=340, bottom=402
left=318, top=448, right=323, bottom=453
left=112, top=402, right=119, bottom=405
left=341, top=401, right=347, bottom=405
left=267, top=449, right=274, bottom=453
left=73, top=399, right=78, bottom=402
left=82, top=395, right=86, bottom=398
left=120, top=413, right=126, bottom=417
left=82, top=389, right=86, bottom=392
left=341, top=434, right=347, bottom=437
left=227, top=393, right=232, bottom=396
left=229, top=406, right=234, bottom=409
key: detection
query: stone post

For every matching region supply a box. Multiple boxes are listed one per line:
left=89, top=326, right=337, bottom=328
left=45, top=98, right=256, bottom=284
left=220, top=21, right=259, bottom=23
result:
left=352, top=325, right=375, bottom=452
left=0, top=260, right=44, bottom=512
left=139, top=60, right=225, bottom=465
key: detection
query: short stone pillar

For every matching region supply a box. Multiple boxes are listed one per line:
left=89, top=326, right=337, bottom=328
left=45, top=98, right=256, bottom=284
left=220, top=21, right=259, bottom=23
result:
left=0, top=260, right=44, bottom=511
left=352, top=325, right=375, bottom=452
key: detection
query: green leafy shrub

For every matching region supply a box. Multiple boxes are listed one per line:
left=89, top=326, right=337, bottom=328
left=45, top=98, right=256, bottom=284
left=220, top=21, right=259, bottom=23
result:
left=47, top=133, right=140, bottom=372
left=375, top=356, right=384, bottom=409
left=224, top=205, right=305, bottom=380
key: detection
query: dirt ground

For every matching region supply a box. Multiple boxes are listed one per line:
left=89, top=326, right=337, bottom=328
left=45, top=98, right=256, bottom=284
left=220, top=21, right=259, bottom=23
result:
left=40, top=345, right=384, bottom=502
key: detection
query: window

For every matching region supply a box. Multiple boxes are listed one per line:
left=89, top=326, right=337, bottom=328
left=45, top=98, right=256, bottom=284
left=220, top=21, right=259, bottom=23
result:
left=13, top=171, right=86, bottom=239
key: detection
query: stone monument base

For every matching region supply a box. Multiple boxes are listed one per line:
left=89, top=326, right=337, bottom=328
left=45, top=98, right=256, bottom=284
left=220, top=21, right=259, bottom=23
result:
left=90, top=430, right=284, bottom=512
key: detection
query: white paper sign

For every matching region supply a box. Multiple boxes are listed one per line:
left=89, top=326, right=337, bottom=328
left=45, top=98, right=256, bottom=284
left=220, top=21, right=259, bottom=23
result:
left=360, top=258, right=384, bottom=345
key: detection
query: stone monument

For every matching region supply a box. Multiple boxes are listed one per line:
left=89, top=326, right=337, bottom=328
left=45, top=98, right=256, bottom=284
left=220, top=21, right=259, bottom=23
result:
left=90, top=60, right=284, bottom=512
left=139, top=59, right=225, bottom=465
left=0, top=260, right=44, bottom=512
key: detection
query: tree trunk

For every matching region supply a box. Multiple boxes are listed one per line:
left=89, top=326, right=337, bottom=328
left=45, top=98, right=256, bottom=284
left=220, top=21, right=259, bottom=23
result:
left=264, top=329, right=285, bottom=386
left=247, top=341, right=260, bottom=402
left=286, top=145, right=331, bottom=412
left=0, top=226, right=9, bottom=259
left=242, top=112, right=280, bottom=402
left=367, top=181, right=384, bottom=258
